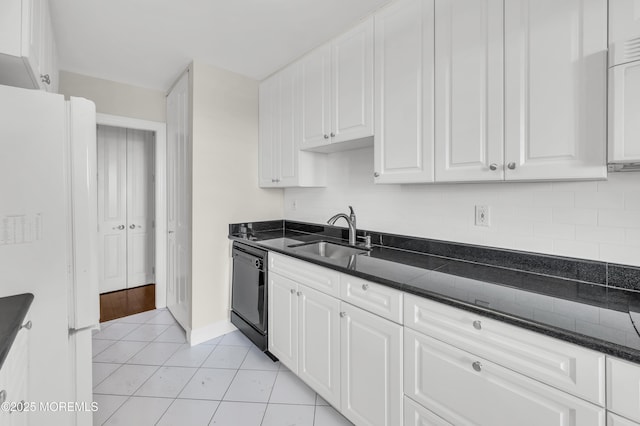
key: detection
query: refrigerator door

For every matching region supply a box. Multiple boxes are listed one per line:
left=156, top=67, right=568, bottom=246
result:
left=67, top=97, right=100, bottom=330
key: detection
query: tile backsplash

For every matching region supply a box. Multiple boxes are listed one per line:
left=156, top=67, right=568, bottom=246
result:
left=284, top=147, right=640, bottom=267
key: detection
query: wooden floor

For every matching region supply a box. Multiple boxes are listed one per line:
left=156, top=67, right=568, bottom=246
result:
left=100, top=284, right=156, bottom=322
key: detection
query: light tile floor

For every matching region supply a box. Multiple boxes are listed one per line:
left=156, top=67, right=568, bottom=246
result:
left=92, top=308, right=354, bottom=426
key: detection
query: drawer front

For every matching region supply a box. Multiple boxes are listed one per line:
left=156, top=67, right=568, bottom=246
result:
left=607, top=413, right=640, bottom=426
left=269, top=252, right=340, bottom=297
left=404, top=396, right=453, bottom=426
left=404, top=294, right=605, bottom=405
left=404, top=329, right=605, bottom=426
left=340, top=274, right=403, bottom=323
left=607, top=357, right=640, bottom=423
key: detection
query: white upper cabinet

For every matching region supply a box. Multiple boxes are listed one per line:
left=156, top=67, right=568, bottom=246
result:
left=0, top=0, right=57, bottom=92
left=503, top=0, right=607, bottom=180
left=434, top=0, right=504, bottom=182
left=609, top=52, right=640, bottom=165
left=374, top=0, right=435, bottom=183
left=609, top=0, right=640, bottom=44
left=301, top=18, right=374, bottom=152
left=259, top=64, right=326, bottom=188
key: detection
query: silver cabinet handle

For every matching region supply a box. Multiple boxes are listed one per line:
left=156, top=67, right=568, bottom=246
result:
left=489, top=163, right=498, bottom=171
left=373, top=172, right=380, bottom=178
left=473, top=320, right=482, bottom=330
left=507, top=162, right=516, bottom=170
left=330, top=132, right=335, bottom=137
left=290, top=289, right=295, bottom=294
left=0, top=390, right=6, bottom=404
left=41, top=74, right=51, bottom=85
left=113, top=225, right=125, bottom=230
left=339, top=312, right=346, bottom=318
left=324, top=134, right=329, bottom=139
left=168, top=230, right=175, bottom=234
left=361, top=283, right=369, bottom=291
left=472, top=361, right=482, bottom=372
left=296, top=291, right=302, bottom=296
left=21, top=320, right=32, bottom=330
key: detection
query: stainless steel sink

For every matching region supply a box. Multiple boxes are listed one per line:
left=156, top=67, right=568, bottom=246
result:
left=288, top=241, right=368, bottom=259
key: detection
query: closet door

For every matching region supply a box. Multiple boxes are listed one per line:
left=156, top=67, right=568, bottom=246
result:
left=126, top=129, right=155, bottom=288
left=97, top=125, right=128, bottom=294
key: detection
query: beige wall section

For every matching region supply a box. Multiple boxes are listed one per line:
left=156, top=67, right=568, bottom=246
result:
left=190, top=61, right=283, bottom=331
left=58, top=71, right=166, bottom=122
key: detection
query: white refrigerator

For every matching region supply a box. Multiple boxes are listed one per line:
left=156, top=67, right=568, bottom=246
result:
left=0, top=84, right=99, bottom=426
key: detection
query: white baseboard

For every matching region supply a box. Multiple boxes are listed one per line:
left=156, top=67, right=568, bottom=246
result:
left=188, top=319, right=237, bottom=346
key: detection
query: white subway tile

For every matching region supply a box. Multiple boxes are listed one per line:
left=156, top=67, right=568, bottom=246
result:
left=599, top=244, right=640, bottom=267
left=625, top=192, right=640, bottom=210
left=552, top=239, right=599, bottom=260
left=552, top=181, right=599, bottom=192
left=575, top=225, right=626, bottom=243
left=597, top=173, right=640, bottom=191
left=532, top=192, right=575, bottom=208
left=598, top=209, right=640, bottom=228
left=626, top=229, right=640, bottom=246
left=533, top=223, right=575, bottom=239
left=575, top=191, right=625, bottom=210
left=552, top=208, right=598, bottom=225
left=513, top=207, right=553, bottom=223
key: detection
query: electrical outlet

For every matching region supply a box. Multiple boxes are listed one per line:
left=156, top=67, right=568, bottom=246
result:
left=475, top=205, right=490, bottom=227
left=291, top=200, right=297, bottom=211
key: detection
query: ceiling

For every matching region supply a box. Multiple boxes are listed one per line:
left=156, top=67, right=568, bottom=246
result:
left=50, top=0, right=391, bottom=91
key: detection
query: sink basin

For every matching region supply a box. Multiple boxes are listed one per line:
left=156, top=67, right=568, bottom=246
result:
left=288, top=241, right=368, bottom=259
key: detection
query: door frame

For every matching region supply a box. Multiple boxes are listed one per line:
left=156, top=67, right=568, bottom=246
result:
left=96, top=113, right=168, bottom=309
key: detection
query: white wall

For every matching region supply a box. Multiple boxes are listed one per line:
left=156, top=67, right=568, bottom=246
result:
left=285, top=147, right=640, bottom=267
left=58, top=71, right=166, bottom=122
left=190, top=61, right=283, bottom=332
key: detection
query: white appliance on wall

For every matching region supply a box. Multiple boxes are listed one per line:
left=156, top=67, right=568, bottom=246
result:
left=0, top=84, right=99, bottom=426
left=609, top=36, right=640, bottom=171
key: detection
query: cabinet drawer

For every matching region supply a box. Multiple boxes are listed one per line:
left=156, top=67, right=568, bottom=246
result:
left=404, top=329, right=605, bottom=426
left=608, top=413, right=640, bottom=426
left=269, top=252, right=340, bottom=297
left=340, top=274, right=403, bottom=323
left=404, top=396, right=453, bottom=426
left=404, top=294, right=605, bottom=405
left=607, top=357, right=640, bottom=423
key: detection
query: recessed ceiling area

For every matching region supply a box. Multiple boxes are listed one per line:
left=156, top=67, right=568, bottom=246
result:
left=49, top=0, right=391, bottom=91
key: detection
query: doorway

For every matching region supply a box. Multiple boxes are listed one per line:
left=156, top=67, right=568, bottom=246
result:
left=95, top=114, right=168, bottom=321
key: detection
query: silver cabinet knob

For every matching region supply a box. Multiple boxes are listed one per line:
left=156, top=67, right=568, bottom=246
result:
left=41, top=74, right=51, bottom=85
left=0, top=390, right=6, bottom=404
left=113, top=225, right=125, bottom=230
left=324, top=134, right=329, bottom=139
left=330, top=132, right=335, bottom=137
left=130, top=224, right=136, bottom=229
left=373, top=172, right=380, bottom=178
left=361, top=283, right=369, bottom=291
left=21, top=320, right=32, bottom=330
left=339, top=312, right=346, bottom=318
left=472, top=361, right=482, bottom=372
left=473, top=320, right=482, bottom=330
left=168, top=230, right=175, bottom=234
left=507, top=162, right=516, bottom=170
left=489, top=163, right=498, bottom=171
left=296, top=291, right=302, bottom=296
left=290, top=289, right=295, bottom=294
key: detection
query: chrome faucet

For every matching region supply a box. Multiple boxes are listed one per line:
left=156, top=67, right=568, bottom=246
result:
left=327, top=206, right=357, bottom=245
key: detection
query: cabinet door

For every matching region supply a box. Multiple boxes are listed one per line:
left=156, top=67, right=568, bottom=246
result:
left=607, top=357, right=640, bottom=423
left=609, top=0, right=640, bottom=44
left=405, top=329, right=605, bottom=426
left=23, top=0, right=44, bottom=89
left=340, top=303, right=403, bottom=426
left=298, top=284, right=341, bottom=408
left=609, top=59, right=640, bottom=163
left=0, top=325, right=29, bottom=426
left=608, top=413, right=640, bottom=426
left=504, top=0, right=607, bottom=180
left=404, top=396, right=453, bottom=426
left=300, top=45, right=332, bottom=149
left=268, top=272, right=298, bottom=372
left=258, top=75, right=279, bottom=187
left=331, top=18, right=374, bottom=144
left=374, top=0, right=435, bottom=183
left=277, top=63, right=299, bottom=186
left=434, top=0, right=504, bottom=182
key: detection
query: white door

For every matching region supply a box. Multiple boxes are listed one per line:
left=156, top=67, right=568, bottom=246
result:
left=374, top=0, right=435, bottom=183
left=97, top=125, right=127, bottom=293
left=268, top=272, right=299, bottom=372
left=331, top=18, right=374, bottom=144
left=504, top=0, right=607, bottom=180
left=434, top=0, right=504, bottom=182
left=340, top=303, right=403, bottom=426
left=126, top=129, right=155, bottom=287
left=298, top=284, right=341, bottom=408
left=166, top=71, right=191, bottom=329
left=300, top=44, right=332, bottom=149
left=404, top=329, right=605, bottom=426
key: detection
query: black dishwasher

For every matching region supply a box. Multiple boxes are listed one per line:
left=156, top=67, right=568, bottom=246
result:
left=230, top=241, right=274, bottom=356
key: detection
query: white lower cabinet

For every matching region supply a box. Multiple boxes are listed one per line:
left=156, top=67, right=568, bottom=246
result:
left=404, top=329, right=605, bottom=426
left=268, top=272, right=298, bottom=371
left=340, top=302, right=403, bottom=426
left=0, top=320, right=30, bottom=426
left=404, top=396, right=453, bottom=426
left=608, top=413, right=640, bottom=426
left=607, top=357, right=640, bottom=423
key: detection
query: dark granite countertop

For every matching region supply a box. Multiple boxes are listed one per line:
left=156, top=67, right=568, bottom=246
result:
left=0, top=293, right=33, bottom=369
left=230, top=226, right=640, bottom=363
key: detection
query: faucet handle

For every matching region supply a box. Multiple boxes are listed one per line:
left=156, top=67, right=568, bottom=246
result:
left=348, top=205, right=354, bottom=215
